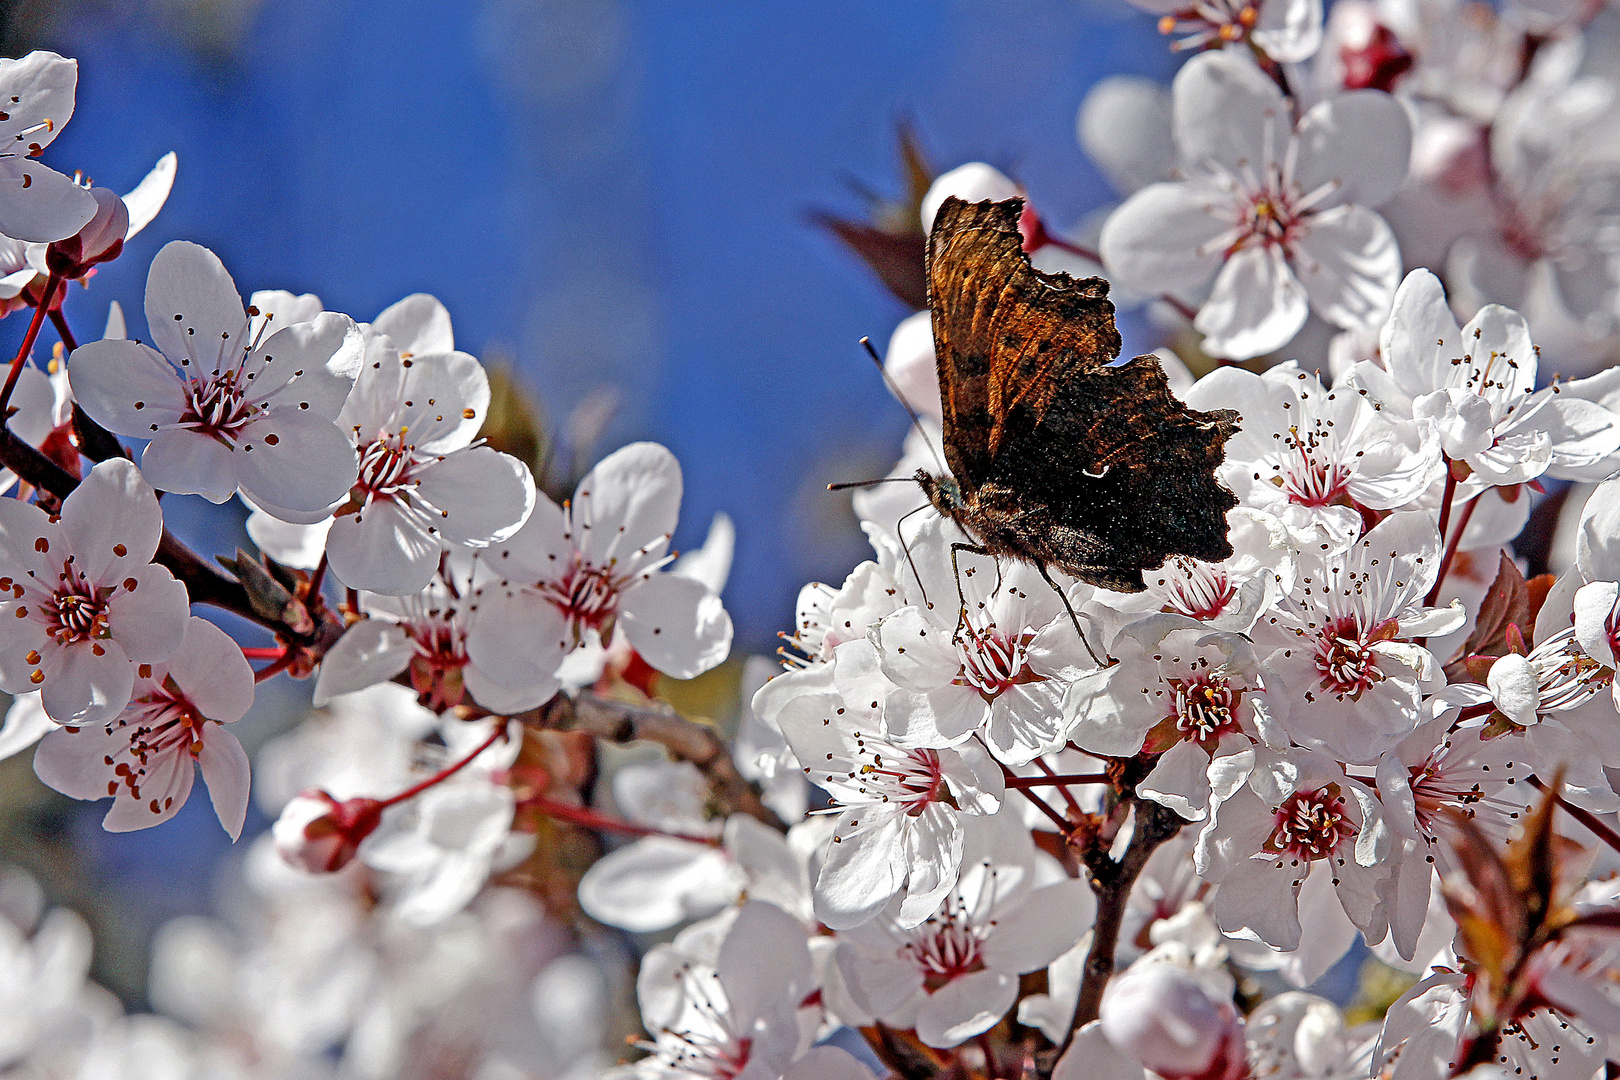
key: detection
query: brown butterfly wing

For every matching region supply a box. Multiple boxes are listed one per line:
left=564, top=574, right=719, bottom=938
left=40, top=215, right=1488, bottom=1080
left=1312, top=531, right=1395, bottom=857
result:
left=927, top=197, right=1120, bottom=487
left=927, top=196, right=1240, bottom=589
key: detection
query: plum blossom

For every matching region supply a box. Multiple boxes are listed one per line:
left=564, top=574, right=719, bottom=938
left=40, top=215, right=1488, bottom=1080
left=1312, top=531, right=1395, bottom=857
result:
left=470, top=442, right=732, bottom=683
left=833, top=815, right=1095, bottom=1047
left=870, top=520, right=1096, bottom=764
left=1101, top=51, right=1410, bottom=359
left=68, top=241, right=363, bottom=512
left=1129, top=0, right=1323, bottom=63
left=757, top=657, right=1003, bottom=929
left=1186, top=362, right=1441, bottom=550
left=1197, top=748, right=1391, bottom=951
left=1067, top=616, right=1284, bottom=821
left=0, top=458, right=188, bottom=724
left=31, top=616, right=254, bottom=838
left=1098, top=957, right=1248, bottom=1080
left=612, top=900, right=819, bottom=1080
left=0, top=52, right=98, bottom=244
left=312, top=551, right=566, bottom=713
left=1260, top=511, right=1464, bottom=763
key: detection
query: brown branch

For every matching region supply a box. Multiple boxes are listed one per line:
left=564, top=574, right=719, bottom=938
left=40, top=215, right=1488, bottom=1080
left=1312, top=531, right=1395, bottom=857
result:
left=1039, top=798, right=1184, bottom=1078
left=535, top=690, right=787, bottom=832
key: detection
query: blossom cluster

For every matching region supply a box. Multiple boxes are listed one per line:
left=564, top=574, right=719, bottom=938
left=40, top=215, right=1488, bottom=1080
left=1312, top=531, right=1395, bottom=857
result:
left=0, top=8, right=1617, bottom=1080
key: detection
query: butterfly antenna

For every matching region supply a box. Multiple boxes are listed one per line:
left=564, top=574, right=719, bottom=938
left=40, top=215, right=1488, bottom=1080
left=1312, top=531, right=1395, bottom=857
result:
left=860, top=336, right=949, bottom=476
left=827, top=477, right=914, bottom=491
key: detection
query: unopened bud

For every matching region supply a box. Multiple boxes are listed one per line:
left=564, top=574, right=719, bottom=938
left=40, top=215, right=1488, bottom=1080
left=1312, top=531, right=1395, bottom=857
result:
left=1099, top=961, right=1247, bottom=1080
left=272, top=789, right=383, bottom=873
left=45, top=187, right=127, bottom=278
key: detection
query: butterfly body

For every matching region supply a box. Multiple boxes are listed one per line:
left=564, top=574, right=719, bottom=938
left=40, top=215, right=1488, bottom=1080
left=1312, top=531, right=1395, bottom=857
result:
left=923, top=196, right=1240, bottom=594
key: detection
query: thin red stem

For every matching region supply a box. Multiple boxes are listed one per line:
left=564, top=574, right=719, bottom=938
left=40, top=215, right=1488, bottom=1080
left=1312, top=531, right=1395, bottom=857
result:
left=379, top=722, right=508, bottom=808
left=1530, top=775, right=1620, bottom=855
left=1042, top=236, right=1101, bottom=263
left=1433, top=465, right=1459, bottom=547
left=522, top=794, right=719, bottom=845
left=0, top=272, right=61, bottom=417
left=240, top=646, right=286, bottom=660
left=307, top=553, right=330, bottom=602
left=1003, top=764, right=1074, bottom=833
left=253, top=650, right=298, bottom=683
left=1426, top=493, right=1479, bottom=608
left=1005, top=772, right=1111, bottom=790
left=48, top=306, right=76, bottom=352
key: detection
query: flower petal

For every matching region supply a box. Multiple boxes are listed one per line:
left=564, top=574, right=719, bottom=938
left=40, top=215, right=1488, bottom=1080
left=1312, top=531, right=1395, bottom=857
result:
left=572, top=442, right=681, bottom=569
left=1099, top=181, right=1231, bottom=297
left=1173, top=51, right=1289, bottom=176
left=413, top=446, right=535, bottom=547
left=325, top=499, right=442, bottom=596
left=619, top=572, right=732, bottom=679
left=40, top=639, right=134, bottom=725
left=67, top=339, right=186, bottom=437
left=61, top=458, right=165, bottom=581
left=232, top=407, right=358, bottom=512
left=139, top=428, right=239, bottom=503
left=0, top=159, right=96, bottom=243
left=196, top=726, right=251, bottom=840
left=1195, top=243, right=1309, bottom=360
left=312, top=619, right=413, bottom=705
left=143, top=241, right=246, bottom=371
left=1293, top=91, right=1411, bottom=209
left=104, top=564, right=189, bottom=665
left=371, top=293, right=454, bottom=357
left=165, top=618, right=255, bottom=724
left=1292, top=204, right=1402, bottom=333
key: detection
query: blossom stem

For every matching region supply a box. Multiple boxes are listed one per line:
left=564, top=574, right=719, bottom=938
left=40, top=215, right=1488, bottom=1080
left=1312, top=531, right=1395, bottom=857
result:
left=1433, top=465, right=1459, bottom=546
left=1041, top=236, right=1101, bottom=263
left=239, top=646, right=286, bottom=660
left=0, top=271, right=61, bottom=418
left=1003, top=772, right=1111, bottom=790
left=252, top=650, right=298, bottom=683
left=1529, top=774, right=1620, bottom=854
left=521, top=794, right=720, bottom=845
left=378, top=722, right=508, bottom=809
left=48, top=307, right=76, bottom=352
left=1035, top=756, right=1090, bottom=816
left=1425, top=492, right=1479, bottom=609
left=976, top=1031, right=1002, bottom=1080
left=307, top=553, right=330, bottom=601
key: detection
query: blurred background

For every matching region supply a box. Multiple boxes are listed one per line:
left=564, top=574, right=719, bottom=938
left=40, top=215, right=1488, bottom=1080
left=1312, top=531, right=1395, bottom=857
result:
left=0, top=0, right=1178, bottom=1007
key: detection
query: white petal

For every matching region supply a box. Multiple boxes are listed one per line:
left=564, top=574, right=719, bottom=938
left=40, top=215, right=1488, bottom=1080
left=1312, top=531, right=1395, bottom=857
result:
left=139, top=428, right=239, bottom=503
left=1291, top=204, right=1402, bottom=333
left=39, top=640, right=134, bottom=725
left=0, top=160, right=96, bottom=243
left=196, top=727, right=251, bottom=840
left=232, top=408, right=358, bottom=513
left=105, top=565, right=190, bottom=665
left=164, top=618, right=254, bottom=724
left=61, top=458, right=164, bottom=579
left=814, top=813, right=905, bottom=930
left=0, top=692, right=51, bottom=761
left=143, top=241, right=246, bottom=372
left=413, top=446, right=535, bottom=547
left=247, top=311, right=360, bottom=416
left=325, top=499, right=442, bottom=596
left=1195, top=244, right=1309, bottom=360
left=717, top=900, right=812, bottom=1024
left=67, top=339, right=186, bottom=437
left=983, top=879, right=1097, bottom=973
left=572, top=442, right=681, bottom=568
left=244, top=507, right=331, bottom=571
left=463, top=588, right=572, bottom=696
left=371, top=293, right=453, bottom=357
left=1099, top=181, right=1230, bottom=297
left=394, top=350, right=490, bottom=452
left=1251, top=0, right=1323, bottom=62
left=1573, top=581, right=1619, bottom=668
left=33, top=723, right=125, bottom=800
left=620, top=573, right=732, bottom=679
left=576, top=838, right=733, bottom=932
left=312, top=619, right=413, bottom=705
left=916, top=969, right=1018, bottom=1048
left=1292, top=91, right=1411, bottom=209
left=0, top=53, right=78, bottom=150
left=1378, top=268, right=1462, bottom=406
left=122, top=151, right=176, bottom=240
left=1079, top=77, right=1174, bottom=196
left=1173, top=51, right=1289, bottom=175
left=1053, top=1022, right=1149, bottom=1080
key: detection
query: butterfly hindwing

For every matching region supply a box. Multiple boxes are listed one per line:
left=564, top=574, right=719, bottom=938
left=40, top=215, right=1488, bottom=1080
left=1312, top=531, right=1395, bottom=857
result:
left=924, top=195, right=1240, bottom=591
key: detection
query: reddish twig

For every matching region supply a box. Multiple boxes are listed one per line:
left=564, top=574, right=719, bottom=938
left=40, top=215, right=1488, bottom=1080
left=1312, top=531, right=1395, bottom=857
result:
left=379, top=722, right=508, bottom=808
left=1005, top=772, right=1111, bottom=790
left=1529, top=775, right=1620, bottom=855
left=0, top=272, right=61, bottom=417
left=521, top=794, right=720, bottom=845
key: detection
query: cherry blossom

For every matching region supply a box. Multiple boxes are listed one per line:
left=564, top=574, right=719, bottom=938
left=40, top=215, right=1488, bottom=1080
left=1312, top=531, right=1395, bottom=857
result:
left=832, top=815, right=1095, bottom=1047
left=1259, top=511, right=1464, bottom=763
left=0, top=458, right=188, bottom=724
left=1129, top=0, right=1323, bottom=62
left=870, top=520, right=1096, bottom=764
left=0, top=52, right=98, bottom=244
left=1100, top=50, right=1410, bottom=359
left=68, top=241, right=363, bottom=511
left=470, top=442, right=732, bottom=683
left=758, top=657, right=1003, bottom=929
left=1098, top=957, right=1247, bottom=1080
left=1196, top=747, right=1390, bottom=950
left=31, top=616, right=253, bottom=837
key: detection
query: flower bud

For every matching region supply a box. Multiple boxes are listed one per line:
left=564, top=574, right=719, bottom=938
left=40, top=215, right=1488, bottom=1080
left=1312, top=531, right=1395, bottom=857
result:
left=272, top=789, right=383, bottom=873
left=44, top=187, right=127, bottom=278
left=1099, top=961, right=1247, bottom=1080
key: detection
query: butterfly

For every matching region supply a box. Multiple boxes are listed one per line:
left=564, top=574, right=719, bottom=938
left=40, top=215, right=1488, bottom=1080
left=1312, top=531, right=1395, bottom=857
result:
left=914, top=196, right=1239, bottom=641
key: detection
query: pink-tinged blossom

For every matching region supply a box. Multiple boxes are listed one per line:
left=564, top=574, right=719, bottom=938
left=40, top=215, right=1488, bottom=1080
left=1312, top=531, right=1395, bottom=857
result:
left=0, top=458, right=188, bottom=724
left=757, top=657, right=1003, bottom=930
left=1099, top=959, right=1248, bottom=1080
left=1351, top=269, right=1620, bottom=485
left=1186, top=362, right=1441, bottom=551
left=1196, top=748, right=1390, bottom=951
left=1100, top=51, right=1410, bottom=359
left=68, top=241, right=363, bottom=511
left=470, top=442, right=732, bottom=683
left=833, top=815, right=1095, bottom=1047
left=31, top=616, right=253, bottom=838
left=612, top=900, right=816, bottom=1080
left=1259, top=511, right=1463, bottom=764
left=272, top=790, right=383, bottom=873
left=0, top=52, right=97, bottom=243
left=1067, top=616, right=1284, bottom=821
left=313, top=552, right=565, bottom=714
left=870, top=520, right=1095, bottom=764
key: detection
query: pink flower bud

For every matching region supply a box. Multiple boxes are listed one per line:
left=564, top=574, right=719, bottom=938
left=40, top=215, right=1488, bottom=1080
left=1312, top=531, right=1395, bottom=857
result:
left=45, top=187, right=128, bottom=278
left=272, top=790, right=384, bottom=873
left=1099, top=962, right=1247, bottom=1080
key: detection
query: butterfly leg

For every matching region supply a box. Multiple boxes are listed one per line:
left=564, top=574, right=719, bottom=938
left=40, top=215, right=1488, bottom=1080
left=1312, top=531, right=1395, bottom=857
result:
left=948, top=541, right=992, bottom=644
left=1035, top=561, right=1106, bottom=668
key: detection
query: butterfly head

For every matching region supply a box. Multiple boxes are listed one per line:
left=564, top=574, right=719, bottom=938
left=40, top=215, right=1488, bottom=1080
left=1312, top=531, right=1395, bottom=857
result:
left=915, top=468, right=964, bottom=516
